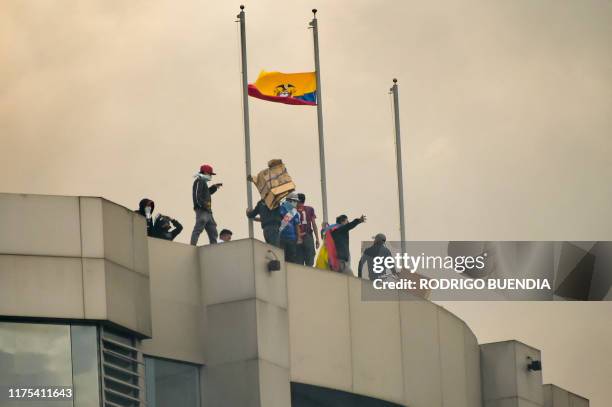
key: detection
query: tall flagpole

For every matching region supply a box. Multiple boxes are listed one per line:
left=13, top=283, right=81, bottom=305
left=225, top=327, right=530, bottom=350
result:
left=390, top=79, right=406, bottom=253
left=237, top=5, right=254, bottom=238
left=309, top=9, right=329, bottom=224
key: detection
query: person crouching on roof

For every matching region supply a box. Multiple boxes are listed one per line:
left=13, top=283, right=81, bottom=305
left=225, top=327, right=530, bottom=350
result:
left=135, top=198, right=155, bottom=236
left=150, top=215, right=183, bottom=241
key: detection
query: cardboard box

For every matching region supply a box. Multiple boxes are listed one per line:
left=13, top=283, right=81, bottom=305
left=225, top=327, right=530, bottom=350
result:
left=254, top=159, right=296, bottom=209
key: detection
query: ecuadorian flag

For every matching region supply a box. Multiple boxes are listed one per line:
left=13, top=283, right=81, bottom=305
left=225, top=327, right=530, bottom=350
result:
left=248, top=71, right=317, bottom=106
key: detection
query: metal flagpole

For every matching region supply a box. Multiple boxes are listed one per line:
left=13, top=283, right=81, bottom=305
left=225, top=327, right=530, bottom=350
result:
left=237, top=5, right=254, bottom=238
left=309, top=9, right=329, bottom=224
left=390, top=79, right=407, bottom=253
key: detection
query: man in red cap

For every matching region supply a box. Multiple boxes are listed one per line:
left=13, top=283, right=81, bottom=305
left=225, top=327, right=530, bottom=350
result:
left=190, top=164, right=223, bottom=245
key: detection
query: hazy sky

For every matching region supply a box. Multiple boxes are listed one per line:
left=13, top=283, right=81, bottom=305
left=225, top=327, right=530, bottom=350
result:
left=2, top=0, right=611, bottom=405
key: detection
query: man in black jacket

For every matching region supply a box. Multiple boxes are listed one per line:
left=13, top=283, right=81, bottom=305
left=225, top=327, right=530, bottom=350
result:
left=150, top=215, right=183, bottom=241
left=358, top=233, right=395, bottom=280
left=331, top=214, right=366, bottom=275
left=190, top=164, right=222, bottom=245
left=246, top=199, right=281, bottom=247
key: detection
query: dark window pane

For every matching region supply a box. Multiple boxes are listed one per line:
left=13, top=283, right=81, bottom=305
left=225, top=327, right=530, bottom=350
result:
left=144, top=357, right=200, bottom=407
left=291, top=382, right=404, bottom=407
left=0, top=322, right=73, bottom=407
left=70, top=325, right=100, bottom=407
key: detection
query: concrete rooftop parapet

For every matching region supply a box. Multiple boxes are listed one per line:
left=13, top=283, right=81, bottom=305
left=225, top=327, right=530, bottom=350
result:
left=286, top=262, right=484, bottom=407
left=543, top=384, right=589, bottom=407
left=0, top=193, right=152, bottom=337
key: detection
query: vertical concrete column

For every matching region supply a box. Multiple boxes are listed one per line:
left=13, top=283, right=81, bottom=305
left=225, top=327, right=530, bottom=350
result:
left=200, top=239, right=290, bottom=407
left=481, top=340, right=544, bottom=407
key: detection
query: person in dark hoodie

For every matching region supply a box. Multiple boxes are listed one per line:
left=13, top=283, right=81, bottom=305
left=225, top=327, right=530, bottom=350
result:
left=330, top=214, right=366, bottom=275
left=135, top=198, right=155, bottom=236
left=246, top=199, right=282, bottom=247
left=190, top=164, right=222, bottom=245
left=150, top=214, right=183, bottom=241
left=358, top=233, right=395, bottom=280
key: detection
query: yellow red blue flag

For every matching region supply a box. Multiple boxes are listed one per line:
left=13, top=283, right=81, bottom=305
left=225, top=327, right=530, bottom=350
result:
left=248, top=71, right=317, bottom=106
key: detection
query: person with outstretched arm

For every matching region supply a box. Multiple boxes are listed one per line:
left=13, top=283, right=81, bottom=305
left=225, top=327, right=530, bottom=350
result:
left=330, top=214, right=366, bottom=275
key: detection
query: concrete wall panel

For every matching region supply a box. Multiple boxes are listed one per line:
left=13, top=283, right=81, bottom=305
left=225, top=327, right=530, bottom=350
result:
left=552, top=385, right=570, bottom=407
left=206, top=299, right=257, bottom=366
left=543, top=384, right=553, bottom=407
left=287, top=265, right=352, bottom=392
left=253, top=240, right=287, bottom=309
left=0, top=254, right=84, bottom=318
left=481, top=341, right=518, bottom=402
left=485, top=400, right=518, bottom=407
left=514, top=342, right=544, bottom=405
left=438, top=307, right=469, bottom=407
left=256, top=299, right=289, bottom=369
left=569, top=394, right=589, bottom=407
left=102, top=199, right=135, bottom=271
left=204, top=360, right=260, bottom=407
left=519, top=399, right=543, bottom=407
left=544, top=384, right=589, bottom=407
left=79, top=197, right=104, bottom=258
left=348, top=278, right=404, bottom=404
left=258, top=359, right=291, bottom=407
left=142, top=300, right=205, bottom=364
left=104, top=260, right=151, bottom=336
left=200, top=239, right=255, bottom=305
left=0, top=193, right=81, bottom=257
left=82, top=257, right=107, bottom=319
left=147, top=239, right=201, bottom=306
left=400, top=300, right=443, bottom=407
left=142, top=238, right=205, bottom=363
left=464, top=323, right=483, bottom=407
left=132, top=214, right=149, bottom=274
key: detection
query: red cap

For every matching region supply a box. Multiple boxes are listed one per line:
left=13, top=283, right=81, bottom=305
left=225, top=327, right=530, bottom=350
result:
left=200, top=164, right=216, bottom=175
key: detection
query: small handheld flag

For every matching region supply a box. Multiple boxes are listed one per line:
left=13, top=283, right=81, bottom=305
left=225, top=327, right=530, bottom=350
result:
left=248, top=71, right=317, bottom=106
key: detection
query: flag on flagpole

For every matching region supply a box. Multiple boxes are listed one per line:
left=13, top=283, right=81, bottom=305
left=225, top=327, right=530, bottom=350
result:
left=248, top=71, right=317, bottom=106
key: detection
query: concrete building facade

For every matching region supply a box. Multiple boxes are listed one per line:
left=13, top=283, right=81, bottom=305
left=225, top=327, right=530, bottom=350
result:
left=0, top=193, right=589, bottom=406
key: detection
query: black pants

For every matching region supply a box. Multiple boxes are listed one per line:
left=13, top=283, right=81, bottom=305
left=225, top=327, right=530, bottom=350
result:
left=296, top=233, right=316, bottom=266
left=263, top=224, right=280, bottom=247
left=280, top=238, right=298, bottom=263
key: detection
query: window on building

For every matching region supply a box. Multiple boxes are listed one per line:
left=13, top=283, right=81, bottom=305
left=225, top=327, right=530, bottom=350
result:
left=144, top=357, right=200, bottom=407
left=291, top=382, right=404, bottom=407
left=0, top=321, right=100, bottom=407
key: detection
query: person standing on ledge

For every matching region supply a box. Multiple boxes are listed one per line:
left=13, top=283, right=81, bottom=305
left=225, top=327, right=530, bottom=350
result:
left=246, top=199, right=282, bottom=247
left=295, top=193, right=319, bottom=266
left=278, top=192, right=302, bottom=263
left=190, top=164, right=222, bottom=245
left=358, top=233, right=395, bottom=280
left=330, top=214, right=367, bottom=275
